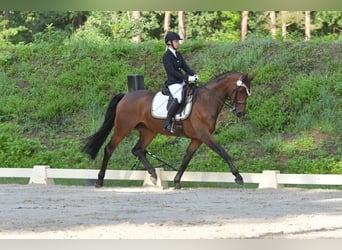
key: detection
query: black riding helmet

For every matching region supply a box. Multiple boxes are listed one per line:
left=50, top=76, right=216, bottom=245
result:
left=165, top=31, right=183, bottom=44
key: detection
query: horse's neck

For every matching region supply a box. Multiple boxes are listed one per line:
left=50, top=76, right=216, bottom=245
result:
left=198, top=81, right=229, bottom=116
left=205, top=79, right=229, bottom=100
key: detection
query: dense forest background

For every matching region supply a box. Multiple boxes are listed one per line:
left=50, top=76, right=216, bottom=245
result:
left=0, top=11, right=341, bottom=186
left=1, top=11, right=342, bottom=44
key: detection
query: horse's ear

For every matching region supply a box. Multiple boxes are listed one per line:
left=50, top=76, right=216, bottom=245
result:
left=249, top=73, right=256, bottom=81
left=241, top=73, right=248, bottom=81
left=242, top=72, right=256, bottom=82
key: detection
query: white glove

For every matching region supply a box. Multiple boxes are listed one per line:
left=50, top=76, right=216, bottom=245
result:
left=188, top=75, right=197, bottom=83
left=188, top=75, right=199, bottom=83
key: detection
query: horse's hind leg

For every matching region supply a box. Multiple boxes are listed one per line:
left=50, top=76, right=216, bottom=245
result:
left=131, top=129, right=157, bottom=184
left=96, top=138, right=119, bottom=187
left=174, top=139, right=202, bottom=189
left=96, top=131, right=128, bottom=187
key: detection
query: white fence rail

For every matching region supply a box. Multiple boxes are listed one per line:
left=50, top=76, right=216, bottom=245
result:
left=0, top=166, right=341, bottom=189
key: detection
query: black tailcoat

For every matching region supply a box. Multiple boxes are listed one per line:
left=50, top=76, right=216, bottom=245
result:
left=162, top=49, right=195, bottom=86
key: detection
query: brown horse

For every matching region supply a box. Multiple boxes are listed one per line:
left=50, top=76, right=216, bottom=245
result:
left=83, top=71, right=254, bottom=189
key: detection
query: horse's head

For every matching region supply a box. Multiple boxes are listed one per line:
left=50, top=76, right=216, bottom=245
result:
left=228, top=73, right=254, bottom=117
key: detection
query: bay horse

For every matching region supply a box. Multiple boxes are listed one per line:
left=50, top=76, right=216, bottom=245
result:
left=83, top=71, right=254, bottom=189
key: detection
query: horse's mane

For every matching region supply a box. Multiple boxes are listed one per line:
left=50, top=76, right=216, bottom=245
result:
left=190, top=71, right=250, bottom=105
left=187, top=71, right=234, bottom=105
left=206, top=71, right=237, bottom=84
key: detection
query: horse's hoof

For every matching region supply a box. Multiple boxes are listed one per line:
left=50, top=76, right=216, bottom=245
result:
left=235, top=176, right=244, bottom=185
left=95, top=180, right=103, bottom=188
left=150, top=176, right=157, bottom=185
left=174, top=182, right=181, bottom=190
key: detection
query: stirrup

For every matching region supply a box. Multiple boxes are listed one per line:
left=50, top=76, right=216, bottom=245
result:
left=163, top=122, right=175, bottom=133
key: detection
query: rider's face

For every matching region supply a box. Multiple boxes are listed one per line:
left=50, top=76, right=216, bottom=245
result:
left=171, top=40, right=179, bottom=49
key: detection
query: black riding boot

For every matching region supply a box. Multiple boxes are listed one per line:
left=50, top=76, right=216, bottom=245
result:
left=163, top=99, right=180, bottom=133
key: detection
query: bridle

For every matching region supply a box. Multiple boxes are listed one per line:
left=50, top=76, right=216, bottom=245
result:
left=199, top=75, right=252, bottom=114
left=226, top=78, right=252, bottom=113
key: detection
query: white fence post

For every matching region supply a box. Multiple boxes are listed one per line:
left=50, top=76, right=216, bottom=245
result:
left=258, top=170, right=283, bottom=189
left=29, top=165, right=55, bottom=185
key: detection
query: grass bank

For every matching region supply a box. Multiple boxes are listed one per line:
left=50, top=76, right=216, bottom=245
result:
left=0, top=35, right=341, bottom=184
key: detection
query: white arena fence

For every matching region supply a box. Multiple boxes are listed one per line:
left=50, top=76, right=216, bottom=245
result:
left=0, top=165, right=341, bottom=189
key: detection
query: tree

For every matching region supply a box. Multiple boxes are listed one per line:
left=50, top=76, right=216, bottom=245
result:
left=241, top=11, right=249, bottom=40
left=3, top=11, right=10, bottom=28
left=178, top=11, right=185, bottom=42
left=270, top=11, right=276, bottom=39
left=305, top=11, right=311, bottom=41
left=314, top=11, right=342, bottom=38
left=1, top=11, right=341, bottom=44
left=280, top=11, right=304, bottom=40
left=164, top=11, right=171, bottom=36
left=71, top=11, right=87, bottom=30
left=280, top=11, right=287, bottom=39
left=132, top=11, right=141, bottom=42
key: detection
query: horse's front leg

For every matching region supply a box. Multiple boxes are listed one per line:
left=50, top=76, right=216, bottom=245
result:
left=204, top=138, right=244, bottom=185
left=203, top=134, right=243, bottom=185
left=219, top=146, right=244, bottom=185
left=174, top=139, right=202, bottom=189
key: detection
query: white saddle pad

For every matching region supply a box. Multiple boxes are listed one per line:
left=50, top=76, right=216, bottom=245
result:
left=151, top=92, right=193, bottom=120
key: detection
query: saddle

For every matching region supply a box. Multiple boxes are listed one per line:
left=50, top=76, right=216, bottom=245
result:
left=151, top=84, right=196, bottom=121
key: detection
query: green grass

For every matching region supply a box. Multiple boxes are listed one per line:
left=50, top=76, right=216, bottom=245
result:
left=1, top=34, right=341, bottom=187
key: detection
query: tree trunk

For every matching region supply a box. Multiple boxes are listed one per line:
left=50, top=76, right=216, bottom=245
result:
left=132, top=11, right=141, bottom=42
left=164, top=11, right=171, bottom=36
left=281, top=11, right=287, bottom=39
left=72, top=12, right=86, bottom=30
left=305, top=11, right=311, bottom=41
left=270, top=11, right=276, bottom=39
left=241, top=11, right=249, bottom=41
left=3, top=10, right=10, bottom=29
left=178, top=11, right=185, bottom=43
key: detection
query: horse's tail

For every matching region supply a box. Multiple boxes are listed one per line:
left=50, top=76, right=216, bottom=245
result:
left=82, top=93, right=125, bottom=160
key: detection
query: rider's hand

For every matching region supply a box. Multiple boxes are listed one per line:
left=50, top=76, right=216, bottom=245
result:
left=188, top=75, right=198, bottom=83
left=188, top=75, right=197, bottom=83
left=193, top=74, right=199, bottom=82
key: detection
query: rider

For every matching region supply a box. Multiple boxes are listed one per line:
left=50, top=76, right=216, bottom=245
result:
left=162, top=31, right=199, bottom=132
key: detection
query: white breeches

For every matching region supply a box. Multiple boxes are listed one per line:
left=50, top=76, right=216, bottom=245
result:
left=168, top=81, right=185, bottom=103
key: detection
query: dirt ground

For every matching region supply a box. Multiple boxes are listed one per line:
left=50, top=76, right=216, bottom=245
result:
left=0, top=184, right=341, bottom=239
